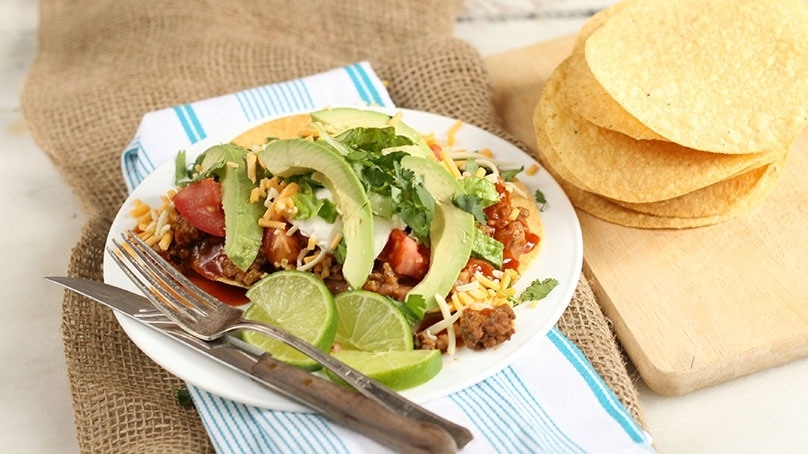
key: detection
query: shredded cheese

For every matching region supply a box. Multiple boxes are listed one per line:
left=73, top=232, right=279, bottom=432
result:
left=246, top=152, right=258, bottom=182
left=446, top=120, right=463, bottom=147
left=433, top=293, right=457, bottom=355
left=298, top=248, right=328, bottom=271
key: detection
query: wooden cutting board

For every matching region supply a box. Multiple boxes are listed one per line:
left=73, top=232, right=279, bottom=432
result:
left=485, top=36, right=808, bottom=396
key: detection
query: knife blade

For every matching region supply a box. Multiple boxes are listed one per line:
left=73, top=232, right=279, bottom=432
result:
left=47, top=276, right=464, bottom=453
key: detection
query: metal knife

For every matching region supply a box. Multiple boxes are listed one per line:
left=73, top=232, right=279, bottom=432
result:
left=47, top=276, right=466, bottom=453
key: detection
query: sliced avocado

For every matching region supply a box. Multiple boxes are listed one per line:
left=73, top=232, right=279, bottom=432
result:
left=199, top=144, right=265, bottom=272
left=257, top=138, right=374, bottom=289
left=400, top=156, right=475, bottom=319
left=311, top=107, right=432, bottom=158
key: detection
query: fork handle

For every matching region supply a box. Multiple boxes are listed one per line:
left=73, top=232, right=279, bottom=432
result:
left=250, top=353, right=458, bottom=454
left=235, top=319, right=474, bottom=449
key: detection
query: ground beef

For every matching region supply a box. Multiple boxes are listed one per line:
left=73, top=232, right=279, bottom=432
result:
left=414, top=304, right=515, bottom=352
left=458, top=304, right=516, bottom=350
left=492, top=211, right=528, bottom=260
left=414, top=330, right=451, bottom=351
left=362, top=262, right=413, bottom=301
left=161, top=217, right=266, bottom=287
left=324, top=261, right=414, bottom=301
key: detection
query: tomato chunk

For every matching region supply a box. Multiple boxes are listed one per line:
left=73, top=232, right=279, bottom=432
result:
left=172, top=179, right=226, bottom=237
left=262, top=226, right=303, bottom=267
left=380, top=229, right=430, bottom=280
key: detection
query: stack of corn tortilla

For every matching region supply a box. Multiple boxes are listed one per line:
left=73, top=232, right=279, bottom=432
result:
left=533, top=0, right=808, bottom=229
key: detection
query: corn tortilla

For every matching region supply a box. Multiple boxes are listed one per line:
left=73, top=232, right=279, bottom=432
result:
left=567, top=0, right=666, bottom=141
left=540, top=60, right=785, bottom=203
left=610, top=164, right=773, bottom=218
left=541, top=144, right=787, bottom=229
left=585, top=0, right=808, bottom=154
left=231, top=113, right=314, bottom=147
left=534, top=82, right=782, bottom=220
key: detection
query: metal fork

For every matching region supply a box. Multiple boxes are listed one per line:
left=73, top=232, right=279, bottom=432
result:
left=107, top=230, right=473, bottom=449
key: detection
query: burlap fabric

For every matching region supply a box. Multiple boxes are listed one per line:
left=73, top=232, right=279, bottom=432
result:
left=22, top=0, right=645, bottom=451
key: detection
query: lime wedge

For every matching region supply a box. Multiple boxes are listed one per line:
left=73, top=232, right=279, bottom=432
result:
left=328, top=349, right=443, bottom=390
left=333, top=290, right=414, bottom=352
left=243, top=270, right=337, bottom=371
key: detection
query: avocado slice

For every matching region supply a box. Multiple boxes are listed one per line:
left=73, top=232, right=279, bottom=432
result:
left=400, top=156, right=475, bottom=319
left=195, top=144, right=265, bottom=272
left=257, top=138, right=374, bottom=290
left=311, top=107, right=432, bottom=158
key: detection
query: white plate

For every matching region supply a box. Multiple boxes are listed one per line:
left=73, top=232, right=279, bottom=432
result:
left=104, top=108, right=583, bottom=412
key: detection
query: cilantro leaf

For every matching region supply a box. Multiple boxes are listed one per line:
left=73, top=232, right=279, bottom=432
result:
left=534, top=188, right=548, bottom=211
left=343, top=149, right=435, bottom=241
left=500, top=166, right=524, bottom=182
left=452, top=194, right=487, bottom=224
left=317, top=198, right=338, bottom=223
left=171, top=385, right=193, bottom=407
left=519, top=278, right=559, bottom=303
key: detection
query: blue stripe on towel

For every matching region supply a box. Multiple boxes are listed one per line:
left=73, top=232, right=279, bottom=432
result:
left=287, top=412, right=349, bottom=454
left=450, top=365, right=583, bottom=453
left=235, top=79, right=318, bottom=124
left=173, top=105, right=198, bottom=142
left=235, top=91, right=257, bottom=122
left=350, top=63, right=385, bottom=106
left=258, top=86, right=276, bottom=117
left=499, top=366, right=584, bottom=453
left=344, top=65, right=371, bottom=105
left=122, top=147, right=141, bottom=190
left=122, top=138, right=156, bottom=189
left=188, top=387, right=236, bottom=453
left=183, top=104, right=207, bottom=141
left=191, top=384, right=351, bottom=454
left=276, top=83, right=299, bottom=112
left=291, top=78, right=315, bottom=109
left=547, top=328, right=649, bottom=444
left=268, top=84, right=290, bottom=114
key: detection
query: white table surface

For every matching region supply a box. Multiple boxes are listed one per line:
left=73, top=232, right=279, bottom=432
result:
left=3, top=1, right=807, bottom=452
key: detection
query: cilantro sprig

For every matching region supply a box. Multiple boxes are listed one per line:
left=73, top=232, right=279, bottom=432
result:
left=339, top=128, right=436, bottom=241
left=515, top=278, right=559, bottom=305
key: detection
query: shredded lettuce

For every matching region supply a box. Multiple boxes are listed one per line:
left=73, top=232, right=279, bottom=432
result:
left=470, top=228, right=504, bottom=268
left=452, top=178, right=498, bottom=224
left=338, top=126, right=413, bottom=154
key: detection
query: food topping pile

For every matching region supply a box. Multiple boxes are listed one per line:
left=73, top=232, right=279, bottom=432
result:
left=130, top=108, right=556, bottom=374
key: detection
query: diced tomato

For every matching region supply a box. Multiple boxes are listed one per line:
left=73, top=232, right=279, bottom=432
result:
left=464, top=258, right=495, bottom=280
left=172, top=179, right=226, bottom=237
left=262, top=226, right=302, bottom=267
left=380, top=229, right=430, bottom=280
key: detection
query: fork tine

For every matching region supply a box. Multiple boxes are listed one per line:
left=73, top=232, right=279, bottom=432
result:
left=120, top=231, right=226, bottom=314
left=108, top=233, right=204, bottom=328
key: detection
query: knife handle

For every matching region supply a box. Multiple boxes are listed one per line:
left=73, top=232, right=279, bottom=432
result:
left=250, top=354, right=459, bottom=454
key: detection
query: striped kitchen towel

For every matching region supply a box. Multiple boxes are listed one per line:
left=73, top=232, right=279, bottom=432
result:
left=121, top=62, right=654, bottom=453
left=187, top=328, right=653, bottom=453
